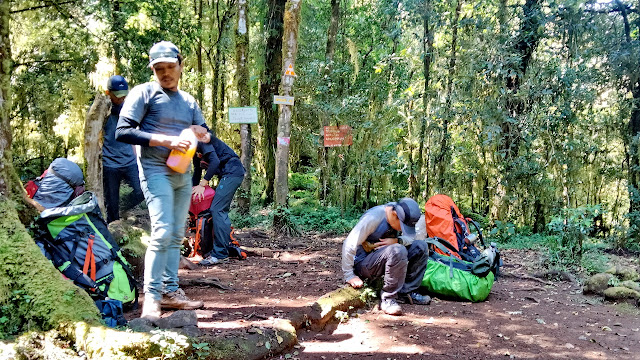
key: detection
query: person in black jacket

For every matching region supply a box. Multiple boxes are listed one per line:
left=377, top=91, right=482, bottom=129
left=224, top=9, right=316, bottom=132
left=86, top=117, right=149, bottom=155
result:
left=192, top=137, right=245, bottom=265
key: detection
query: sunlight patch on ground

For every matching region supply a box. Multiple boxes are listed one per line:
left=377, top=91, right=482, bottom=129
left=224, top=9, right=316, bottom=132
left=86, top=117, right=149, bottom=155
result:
left=298, top=318, right=430, bottom=355
left=413, top=315, right=476, bottom=328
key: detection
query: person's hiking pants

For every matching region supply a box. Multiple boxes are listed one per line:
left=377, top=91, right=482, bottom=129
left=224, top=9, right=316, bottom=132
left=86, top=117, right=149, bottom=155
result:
left=354, top=240, right=428, bottom=300
left=209, top=175, right=244, bottom=259
left=103, top=164, right=144, bottom=223
left=140, top=171, right=192, bottom=301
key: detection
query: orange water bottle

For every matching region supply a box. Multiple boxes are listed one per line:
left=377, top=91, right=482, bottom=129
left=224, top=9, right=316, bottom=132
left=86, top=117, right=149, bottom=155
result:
left=166, top=128, right=197, bottom=173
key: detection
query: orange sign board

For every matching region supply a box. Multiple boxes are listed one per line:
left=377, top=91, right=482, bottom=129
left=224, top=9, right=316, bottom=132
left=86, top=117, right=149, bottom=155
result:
left=324, top=125, right=353, bottom=147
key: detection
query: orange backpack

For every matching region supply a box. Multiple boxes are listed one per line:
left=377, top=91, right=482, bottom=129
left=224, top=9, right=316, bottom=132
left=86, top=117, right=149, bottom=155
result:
left=424, top=194, right=483, bottom=261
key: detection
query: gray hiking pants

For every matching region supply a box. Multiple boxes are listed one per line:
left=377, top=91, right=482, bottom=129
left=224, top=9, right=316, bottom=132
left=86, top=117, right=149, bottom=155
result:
left=354, top=240, right=428, bottom=300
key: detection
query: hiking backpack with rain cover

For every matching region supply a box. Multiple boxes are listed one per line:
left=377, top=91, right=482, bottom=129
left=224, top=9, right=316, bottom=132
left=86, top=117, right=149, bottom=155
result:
left=34, top=191, right=138, bottom=306
left=421, top=194, right=502, bottom=301
left=424, top=194, right=484, bottom=261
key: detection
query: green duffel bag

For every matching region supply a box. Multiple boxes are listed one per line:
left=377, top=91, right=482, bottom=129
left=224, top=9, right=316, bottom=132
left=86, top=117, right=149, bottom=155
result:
left=421, top=237, right=497, bottom=302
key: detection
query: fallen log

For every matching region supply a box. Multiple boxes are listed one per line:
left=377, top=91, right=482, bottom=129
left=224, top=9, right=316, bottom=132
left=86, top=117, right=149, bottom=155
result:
left=242, top=246, right=274, bottom=258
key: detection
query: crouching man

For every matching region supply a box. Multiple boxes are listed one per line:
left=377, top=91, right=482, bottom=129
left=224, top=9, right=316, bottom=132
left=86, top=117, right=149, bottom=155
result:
left=342, top=198, right=431, bottom=315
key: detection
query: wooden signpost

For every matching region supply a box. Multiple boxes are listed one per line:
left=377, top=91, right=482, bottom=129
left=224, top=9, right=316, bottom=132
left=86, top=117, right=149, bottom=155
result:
left=323, top=125, right=353, bottom=147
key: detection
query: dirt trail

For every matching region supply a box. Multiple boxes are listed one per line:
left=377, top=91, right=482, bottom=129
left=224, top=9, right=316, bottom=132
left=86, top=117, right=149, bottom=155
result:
left=127, top=233, right=640, bottom=360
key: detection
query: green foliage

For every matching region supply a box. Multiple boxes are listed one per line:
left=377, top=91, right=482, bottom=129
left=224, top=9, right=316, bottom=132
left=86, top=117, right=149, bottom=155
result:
left=0, top=290, right=39, bottom=339
left=489, top=220, right=518, bottom=243
left=191, top=342, right=211, bottom=359
left=148, top=330, right=190, bottom=359
left=359, top=287, right=377, bottom=305
left=230, top=207, right=271, bottom=229
left=575, top=239, right=610, bottom=275
left=289, top=173, right=317, bottom=191
left=272, top=206, right=302, bottom=236
left=289, top=205, right=360, bottom=235
left=497, top=233, right=552, bottom=251
left=547, top=205, right=602, bottom=260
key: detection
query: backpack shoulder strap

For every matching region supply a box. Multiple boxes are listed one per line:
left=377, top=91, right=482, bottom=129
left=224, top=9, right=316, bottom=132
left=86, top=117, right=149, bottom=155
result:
left=426, top=236, right=460, bottom=255
left=465, top=218, right=485, bottom=247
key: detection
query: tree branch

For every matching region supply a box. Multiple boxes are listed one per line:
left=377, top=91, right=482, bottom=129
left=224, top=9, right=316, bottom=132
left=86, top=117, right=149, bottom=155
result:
left=13, top=59, right=79, bottom=68
left=11, top=1, right=77, bottom=14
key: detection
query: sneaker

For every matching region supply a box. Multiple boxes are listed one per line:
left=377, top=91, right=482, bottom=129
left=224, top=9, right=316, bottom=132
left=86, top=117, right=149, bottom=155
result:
left=141, top=298, right=161, bottom=323
left=199, top=255, right=219, bottom=266
left=161, top=288, right=204, bottom=310
left=401, top=292, right=432, bottom=305
left=199, top=256, right=229, bottom=266
left=380, top=298, right=402, bottom=316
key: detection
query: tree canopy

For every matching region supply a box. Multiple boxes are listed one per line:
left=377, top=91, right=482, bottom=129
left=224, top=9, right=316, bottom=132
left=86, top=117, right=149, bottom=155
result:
left=6, top=0, right=640, bottom=249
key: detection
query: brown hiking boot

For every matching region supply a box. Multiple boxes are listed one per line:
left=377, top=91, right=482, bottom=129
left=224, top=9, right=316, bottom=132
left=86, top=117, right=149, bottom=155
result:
left=161, top=288, right=204, bottom=310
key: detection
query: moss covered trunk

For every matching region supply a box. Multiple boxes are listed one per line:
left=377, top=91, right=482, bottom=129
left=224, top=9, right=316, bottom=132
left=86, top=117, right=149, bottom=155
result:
left=0, top=1, right=102, bottom=340
left=0, top=201, right=102, bottom=337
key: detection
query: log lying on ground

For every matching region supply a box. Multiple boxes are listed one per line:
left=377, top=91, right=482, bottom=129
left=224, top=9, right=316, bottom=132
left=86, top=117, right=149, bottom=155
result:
left=307, top=286, right=367, bottom=331
left=241, top=246, right=274, bottom=258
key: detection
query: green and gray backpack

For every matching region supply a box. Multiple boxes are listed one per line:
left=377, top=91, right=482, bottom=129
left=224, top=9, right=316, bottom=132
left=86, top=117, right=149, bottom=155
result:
left=421, top=237, right=501, bottom=302
left=35, top=192, right=138, bottom=306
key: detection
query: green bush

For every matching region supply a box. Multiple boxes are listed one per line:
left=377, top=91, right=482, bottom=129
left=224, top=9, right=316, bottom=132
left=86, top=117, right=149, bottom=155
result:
left=497, top=233, right=553, bottom=250
left=580, top=243, right=610, bottom=275
left=547, top=205, right=602, bottom=261
left=289, top=173, right=317, bottom=191
left=289, top=205, right=360, bottom=234
left=489, top=220, right=517, bottom=243
left=229, top=208, right=271, bottom=229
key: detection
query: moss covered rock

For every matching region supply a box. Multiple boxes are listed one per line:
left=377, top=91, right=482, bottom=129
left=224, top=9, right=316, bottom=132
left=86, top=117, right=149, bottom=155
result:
left=621, top=280, right=640, bottom=293
left=603, top=286, right=640, bottom=301
left=583, top=273, right=615, bottom=296
left=605, top=265, right=639, bottom=281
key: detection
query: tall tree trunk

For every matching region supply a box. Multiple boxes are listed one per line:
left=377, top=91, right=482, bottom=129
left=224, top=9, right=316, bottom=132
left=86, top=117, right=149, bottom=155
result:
left=211, top=50, right=220, bottom=133
left=236, top=0, right=252, bottom=214
left=0, top=0, right=13, bottom=198
left=0, top=0, right=40, bottom=219
left=111, top=0, right=124, bottom=74
left=436, top=0, right=461, bottom=190
left=501, top=0, right=542, bottom=160
left=195, top=0, right=204, bottom=106
left=258, top=0, right=286, bottom=204
left=318, top=0, right=340, bottom=203
left=415, top=0, right=433, bottom=200
left=493, top=0, right=542, bottom=220
left=205, top=1, right=235, bottom=134
left=275, top=0, right=302, bottom=206
left=617, top=0, right=640, bottom=229
left=84, top=94, right=110, bottom=213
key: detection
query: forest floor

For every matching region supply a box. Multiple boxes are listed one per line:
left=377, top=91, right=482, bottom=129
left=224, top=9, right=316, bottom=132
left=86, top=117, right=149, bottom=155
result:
left=124, top=230, right=640, bottom=360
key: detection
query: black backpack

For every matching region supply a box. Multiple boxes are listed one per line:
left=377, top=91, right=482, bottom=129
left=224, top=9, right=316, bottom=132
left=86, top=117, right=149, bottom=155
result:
left=188, top=210, right=247, bottom=260
left=35, top=192, right=138, bottom=307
